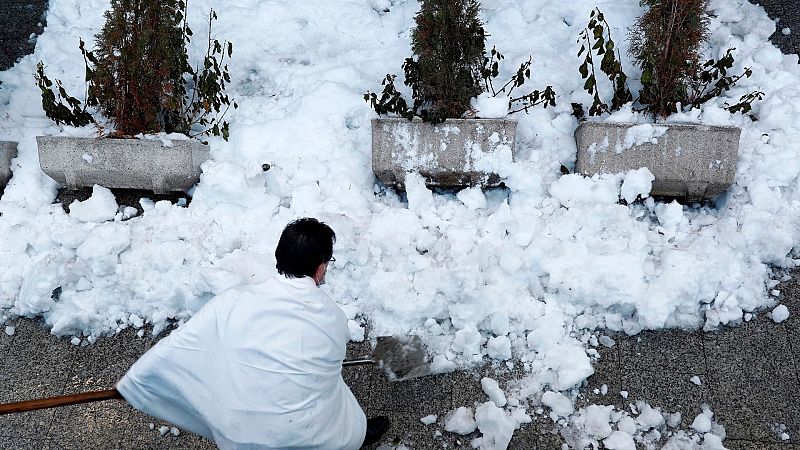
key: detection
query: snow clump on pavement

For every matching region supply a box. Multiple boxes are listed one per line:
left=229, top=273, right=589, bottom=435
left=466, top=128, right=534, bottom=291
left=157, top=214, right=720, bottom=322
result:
left=771, top=304, right=790, bottom=323
left=445, top=406, right=477, bottom=435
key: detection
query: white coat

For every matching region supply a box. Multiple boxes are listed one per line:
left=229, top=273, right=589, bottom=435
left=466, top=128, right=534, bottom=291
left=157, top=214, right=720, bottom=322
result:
left=116, top=275, right=367, bottom=449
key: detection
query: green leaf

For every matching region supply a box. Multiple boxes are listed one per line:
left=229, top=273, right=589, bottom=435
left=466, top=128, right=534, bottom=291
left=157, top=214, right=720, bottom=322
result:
left=584, top=75, right=596, bottom=92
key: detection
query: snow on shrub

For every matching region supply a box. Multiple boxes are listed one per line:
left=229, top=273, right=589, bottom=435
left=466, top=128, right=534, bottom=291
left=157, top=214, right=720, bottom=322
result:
left=364, top=0, right=555, bottom=123
left=34, top=0, right=236, bottom=140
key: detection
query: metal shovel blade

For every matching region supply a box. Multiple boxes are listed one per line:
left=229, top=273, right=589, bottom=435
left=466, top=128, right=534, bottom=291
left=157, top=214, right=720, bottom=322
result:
left=373, top=335, right=431, bottom=382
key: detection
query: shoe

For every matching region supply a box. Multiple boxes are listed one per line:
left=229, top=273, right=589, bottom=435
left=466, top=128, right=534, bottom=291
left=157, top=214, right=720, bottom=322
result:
left=361, top=416, right=391, bottom=446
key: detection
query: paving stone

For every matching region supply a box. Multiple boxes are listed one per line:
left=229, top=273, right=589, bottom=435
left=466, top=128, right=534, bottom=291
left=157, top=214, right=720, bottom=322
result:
left=578, top=337, right=623, bottom=410
left=345, top=336, right=373, bottom=362
left=0, top=321, right=68, bottom=438
left=47, top=401, right=213, bottom=450
left=724, top=439, right=800, bottom=450
left=47, top=403, right=127, bottom=450
left=507, top=413, right=566, bottom=450
left=0, top=0, right=48, bottom=72
left=0, top=437, right=50, bottom=449
left=0, top=316, right=22, bottom=359
left=343, top=363, right=385, bottom=412
left=363, top=413, right=454, bottom=450
left=619, top=370, right=711, bottom=429
left=367, top=371, right=453, bottom=416
left=705, top=324, right=800, bottom=443
left=618, top=329, right=706, bottom=375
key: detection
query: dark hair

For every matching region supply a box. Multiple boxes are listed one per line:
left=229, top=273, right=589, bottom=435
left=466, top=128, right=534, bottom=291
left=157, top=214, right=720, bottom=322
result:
left=275, top=218, right=336, bottom=278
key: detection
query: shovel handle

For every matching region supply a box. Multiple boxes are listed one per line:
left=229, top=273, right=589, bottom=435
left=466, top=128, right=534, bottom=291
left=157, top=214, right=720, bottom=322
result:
left=343, top=359, right=375, bottom=367
left=1, top=360, right=377, bottom=415
left=0, top=388, right=124, bottom=415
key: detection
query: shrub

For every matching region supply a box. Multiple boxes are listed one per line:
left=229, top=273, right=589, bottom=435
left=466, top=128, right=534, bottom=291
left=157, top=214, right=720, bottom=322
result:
left=407, top=0, right=486, bottom=122
left=575, top=5, right=763, bottom=120
left=365, top=0, right=555, bottom=124
left=630, top=0, right=709, bottom=117
left=35, top=0, right=236, bottom=140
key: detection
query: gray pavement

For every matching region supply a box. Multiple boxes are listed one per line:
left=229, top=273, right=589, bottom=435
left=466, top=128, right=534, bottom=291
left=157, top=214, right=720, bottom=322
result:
left=750, top=0, right=800, bottom=55
left=0, top=0, right=48, bottom=72
left=1, top=270, right=800, bottom=449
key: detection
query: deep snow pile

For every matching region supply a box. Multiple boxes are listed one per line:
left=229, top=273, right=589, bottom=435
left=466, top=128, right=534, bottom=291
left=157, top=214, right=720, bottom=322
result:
left=0, top=0, right=798, bottom=447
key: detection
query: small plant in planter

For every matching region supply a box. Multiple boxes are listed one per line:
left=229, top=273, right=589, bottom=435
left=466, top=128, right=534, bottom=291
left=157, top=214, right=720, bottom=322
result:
left=34, top=0, right=237, bottom=193
left=365, top=0, right=556, bottom=188
left=572, top=2, right=764, bottom=201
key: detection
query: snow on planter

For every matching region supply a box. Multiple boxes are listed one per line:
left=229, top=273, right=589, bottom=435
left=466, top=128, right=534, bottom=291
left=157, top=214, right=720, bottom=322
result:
left=0, top=141, right=17, bottom=189
left=575, top=122, right=741, bottom=201
left=36, top=136, right=209, bottom=193
left=372, top=117, right=516, bottom=188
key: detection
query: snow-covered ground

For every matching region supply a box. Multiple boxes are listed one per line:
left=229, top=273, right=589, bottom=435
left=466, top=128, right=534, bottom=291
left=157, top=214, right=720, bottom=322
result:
left=0, top=0, right=797, bottom=447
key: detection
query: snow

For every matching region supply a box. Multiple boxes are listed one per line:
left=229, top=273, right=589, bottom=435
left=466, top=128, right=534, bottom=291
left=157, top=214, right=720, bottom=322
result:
left=457, top=187, right=488, bottom=211
left=471, top=93, right=510, bottom=119
left=541, top=391, right=573, bottom=418
left=620, top=168, right=655, bottom=203
left=486, top=336, right=512, bottom=360
left=347, top=319, right=365, bottom=342
left=636, top=403, right=665, bottom=430
left=68, top=185, right=118, bottom=222
left=620, top=124, right=668, bottom=152
left=575, top=404, right=614, bottom=439
left=481, top=377, right=507, bottom=407
left=564, top=402, right=723, bottom=449
left=445, top=406, right=477, bottom=435
left=603, top=431, right=636, bottom=450
left=473, top=401, right=523, bottom=450
left=599, top=335, right=615, bottom=348
left=0, top=0, right=797, bottom=445
left=4, top=325, right=14, bottom=336
left=420, top=414, right=437, bottom=425
left=782, top=27, right=791, bottom=36
left=690, top=376, right=703, bottom=386
left=771, top=304, right=790, bottom=323
left=691, top=408, right=714, bottom=433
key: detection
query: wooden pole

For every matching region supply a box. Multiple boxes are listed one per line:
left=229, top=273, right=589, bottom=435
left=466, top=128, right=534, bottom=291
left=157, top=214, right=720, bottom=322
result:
left=0, top=388, right=124, bottom=415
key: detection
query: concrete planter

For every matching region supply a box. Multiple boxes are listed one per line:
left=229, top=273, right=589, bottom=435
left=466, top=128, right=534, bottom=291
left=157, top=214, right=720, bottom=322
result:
left=575, top=122, right=741, bottom=201
left=0, top=141, right=17, bottom=189
left=372, top=118, right=517, bottom=188
left=36, top=136, right=210, bottom=193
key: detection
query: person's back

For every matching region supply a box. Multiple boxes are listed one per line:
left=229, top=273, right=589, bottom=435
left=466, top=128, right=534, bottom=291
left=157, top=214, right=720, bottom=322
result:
left=118, top=276, right=366, bottom=449
left=116, top=218, right=388, bottom=449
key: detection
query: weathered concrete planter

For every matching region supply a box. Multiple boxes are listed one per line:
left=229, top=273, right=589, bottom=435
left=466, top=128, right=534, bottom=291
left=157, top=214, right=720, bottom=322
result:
left=575, top=122, right=741, bottom=201
left=0, top=141, right=17, bottom=189
left=372, top=118, right=517, bottom=188
left=36, top=136, right=209, bottom=193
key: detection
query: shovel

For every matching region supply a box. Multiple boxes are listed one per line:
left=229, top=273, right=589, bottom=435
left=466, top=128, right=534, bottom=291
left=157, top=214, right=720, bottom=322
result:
left=343, top=335, right=432, bottom=382
left=0, top=335, right=431, bottom=415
